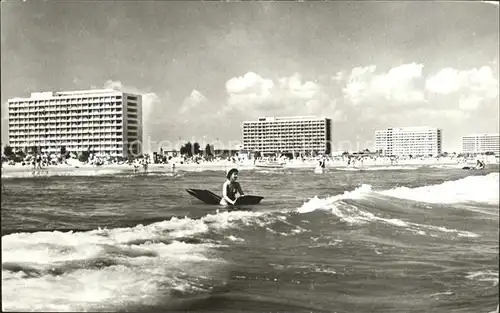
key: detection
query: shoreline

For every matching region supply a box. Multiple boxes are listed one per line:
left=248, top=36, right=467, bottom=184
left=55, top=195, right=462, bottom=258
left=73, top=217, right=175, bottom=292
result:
left=2, top=158, right=497, bottom=179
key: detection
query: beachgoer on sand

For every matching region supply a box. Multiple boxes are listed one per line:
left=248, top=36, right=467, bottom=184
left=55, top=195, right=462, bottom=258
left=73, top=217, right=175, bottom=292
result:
left=319, top=156, right=326, bottom=169
left=220, top=168, right=244, bottom=206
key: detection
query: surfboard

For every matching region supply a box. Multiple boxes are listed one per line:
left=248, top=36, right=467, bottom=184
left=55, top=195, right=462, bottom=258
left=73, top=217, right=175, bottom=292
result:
left=186, top=189, right=222, bottom=205
left=186, top=189, right=263, bottom=205
left=233, top=195, right=264, bottom=205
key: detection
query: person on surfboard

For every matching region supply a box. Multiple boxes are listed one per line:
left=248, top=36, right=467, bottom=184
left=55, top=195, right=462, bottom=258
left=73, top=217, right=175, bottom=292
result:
left=220, top=168, right=244, bottom=206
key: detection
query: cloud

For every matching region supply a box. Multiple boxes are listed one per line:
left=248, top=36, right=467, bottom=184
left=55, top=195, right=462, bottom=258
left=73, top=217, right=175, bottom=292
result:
left=425, top=66, right=499, bottom=110
left=413, top=108, right=471, bottom=121
left=223, top=72, right=343, bottom=120
left=343, top=63, right=425, bottom=105
left=179, top=89, right=207, bottom=114
left=278, top=73, right=320, bottom=99
left=225, top=72, right=274, bottom=108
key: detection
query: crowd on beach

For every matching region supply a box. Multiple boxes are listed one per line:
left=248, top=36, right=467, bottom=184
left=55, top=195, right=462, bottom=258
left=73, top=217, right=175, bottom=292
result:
left=2, top=147, right=498, bottom=173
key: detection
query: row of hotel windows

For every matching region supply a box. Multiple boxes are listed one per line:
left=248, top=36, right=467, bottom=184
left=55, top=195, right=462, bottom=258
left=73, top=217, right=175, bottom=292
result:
left=243, top=130, right=326, bottom=134
left=9, top=95, right=123, bottom=103
left=9, top=122, right=137, bottom=127
left=9, top=117, right=131, bottom=123
left=243, top=132, right=327, bottom=136
left=243, top=128, right=326, bottom=131
left=9, top=115, right=130, bottom=123
left=9, top=116, right=138, bottom=126
left=9, top=122, right=133, bottom=127
left=463, top=140, right=499, bottom=143
left=463, top=143, right=499, bottom=147
left=243, top=126, right=326, bottom=129
left=9, top=131, right=138, bottom=137
left=375, top=143, right=441, bottom=146
left=377, top=130, right=440, bottom=133
left=9, top=111, right=137, bottom=117
left=244, top=144, right=326, bottom=148
left=253, top=122, right=326, bottom=123
left=9, top=102, right=127, bottom=110
left=10, top=95, right=136, bottom=103
left=11, top=142, right=125, bottom=147
left=243, top=121, right=326, bottom=124
left=8, top=101, right=124, bottom=109
left=9, top=112, right=128, bottom=118
left=10, top=117, right=126, bottom=123
left=11, top=144, right=125, bottom=148
left=10, top=139, right=126, bottom=144
left=375, top=134, right=441, bottom=140
left=9, top=126, right=133, bottom=131
left=9, top=108, right=137, bottom=114
left=244, top=140, right=326, bottom=143
left=243, top=132, right=326, bottom=140
left=377, top=146, right=440, bottom=149
left=10, top=133, right=126, bottom=137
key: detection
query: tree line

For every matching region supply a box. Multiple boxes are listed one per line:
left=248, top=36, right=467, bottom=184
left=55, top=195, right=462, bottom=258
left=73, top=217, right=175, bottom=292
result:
left=178, top=142, right=214, bottom=157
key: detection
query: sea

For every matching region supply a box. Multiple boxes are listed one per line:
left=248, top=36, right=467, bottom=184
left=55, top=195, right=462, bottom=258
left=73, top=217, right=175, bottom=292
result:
left=1, top=165, right=499, bottom=312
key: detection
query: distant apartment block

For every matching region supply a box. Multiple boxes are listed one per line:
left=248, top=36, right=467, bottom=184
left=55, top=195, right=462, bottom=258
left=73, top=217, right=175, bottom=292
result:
left=462, top=133, right=500, bottom=155
left=242, top=116, right=332, bottom=154
left=7, top=89, right=142, bottom=157
left=375, top=126, right=442, bottom=157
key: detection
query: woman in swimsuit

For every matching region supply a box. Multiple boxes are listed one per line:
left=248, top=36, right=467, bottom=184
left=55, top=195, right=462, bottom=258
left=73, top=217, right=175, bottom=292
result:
left=220, top=168, right=244, bottom=206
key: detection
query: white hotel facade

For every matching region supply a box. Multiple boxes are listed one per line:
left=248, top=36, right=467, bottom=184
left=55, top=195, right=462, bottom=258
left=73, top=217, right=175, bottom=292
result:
left=375, top=126, right=442, bottom=157
left=462, top=133, right=500, bottom=155
left=242, top=116, right=332, bottom=154
left=8, top=89, right=142, bottom=158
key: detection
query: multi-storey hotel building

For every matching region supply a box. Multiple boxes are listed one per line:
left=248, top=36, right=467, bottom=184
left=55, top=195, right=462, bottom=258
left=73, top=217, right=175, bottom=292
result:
left=375, top=126, right=442, bottom=157
left=242, top=116, right=332, bottom=154
left=8, top=89, right=142, bottom=157
left=462, top=133, right=500, bottom=155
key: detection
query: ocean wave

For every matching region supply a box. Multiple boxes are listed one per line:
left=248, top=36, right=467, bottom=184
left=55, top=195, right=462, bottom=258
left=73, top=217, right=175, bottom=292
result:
left=295, top=175, right=498, bottom=238
left=1, top=209, right=276, bottom=312
left=379, top=173, right=499, bottom=205
left=298, top=195, right=478, bottom=238
left=2, top=240, right=224, bottom=312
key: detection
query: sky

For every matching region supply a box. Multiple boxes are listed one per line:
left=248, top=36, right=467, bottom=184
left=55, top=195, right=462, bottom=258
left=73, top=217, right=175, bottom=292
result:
left=1, top=0, right=499, bottom=152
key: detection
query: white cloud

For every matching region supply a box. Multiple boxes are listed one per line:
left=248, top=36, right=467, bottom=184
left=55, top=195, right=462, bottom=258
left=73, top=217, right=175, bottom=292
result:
left=425, top=66, right=499, bottom=110
left=425, top=68, right=462, bottom=94
left=343, top=63, right=425, bottom=105
left=179, top=89, right=207, bottom=114
left=458, top=95, right=483, bottom=111
left=224, top=72, right=342, bottom=120
left=225, top=72, right=274, bottom=106
left=278, top=73, right=320, bottom=99
left=332, top=71, right=345, bottom=82
left=413, top=108, right=470, bottom=121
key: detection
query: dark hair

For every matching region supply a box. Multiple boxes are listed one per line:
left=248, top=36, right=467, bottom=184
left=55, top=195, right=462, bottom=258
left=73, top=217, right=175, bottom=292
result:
left=226, top=168, right=239, bottom=179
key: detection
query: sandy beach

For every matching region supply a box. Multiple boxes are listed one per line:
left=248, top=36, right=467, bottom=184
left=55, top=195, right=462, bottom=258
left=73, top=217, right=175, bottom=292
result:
left=2, top=156, right=497, bottom=179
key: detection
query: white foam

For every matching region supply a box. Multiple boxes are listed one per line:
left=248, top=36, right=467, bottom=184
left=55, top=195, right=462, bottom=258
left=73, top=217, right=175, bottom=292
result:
left=296, top=185, right=480, bottom=238
left=466, top=270, right=499, bottom=286
left=2, top=241, right=222, bottom=312
left=226, top=235, right=245, bottom=242
left=297, top=184, right=372, bottom=214
left=1, top=209, right=269, bottom=311
left=379, top=173, right=499, bottom=205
